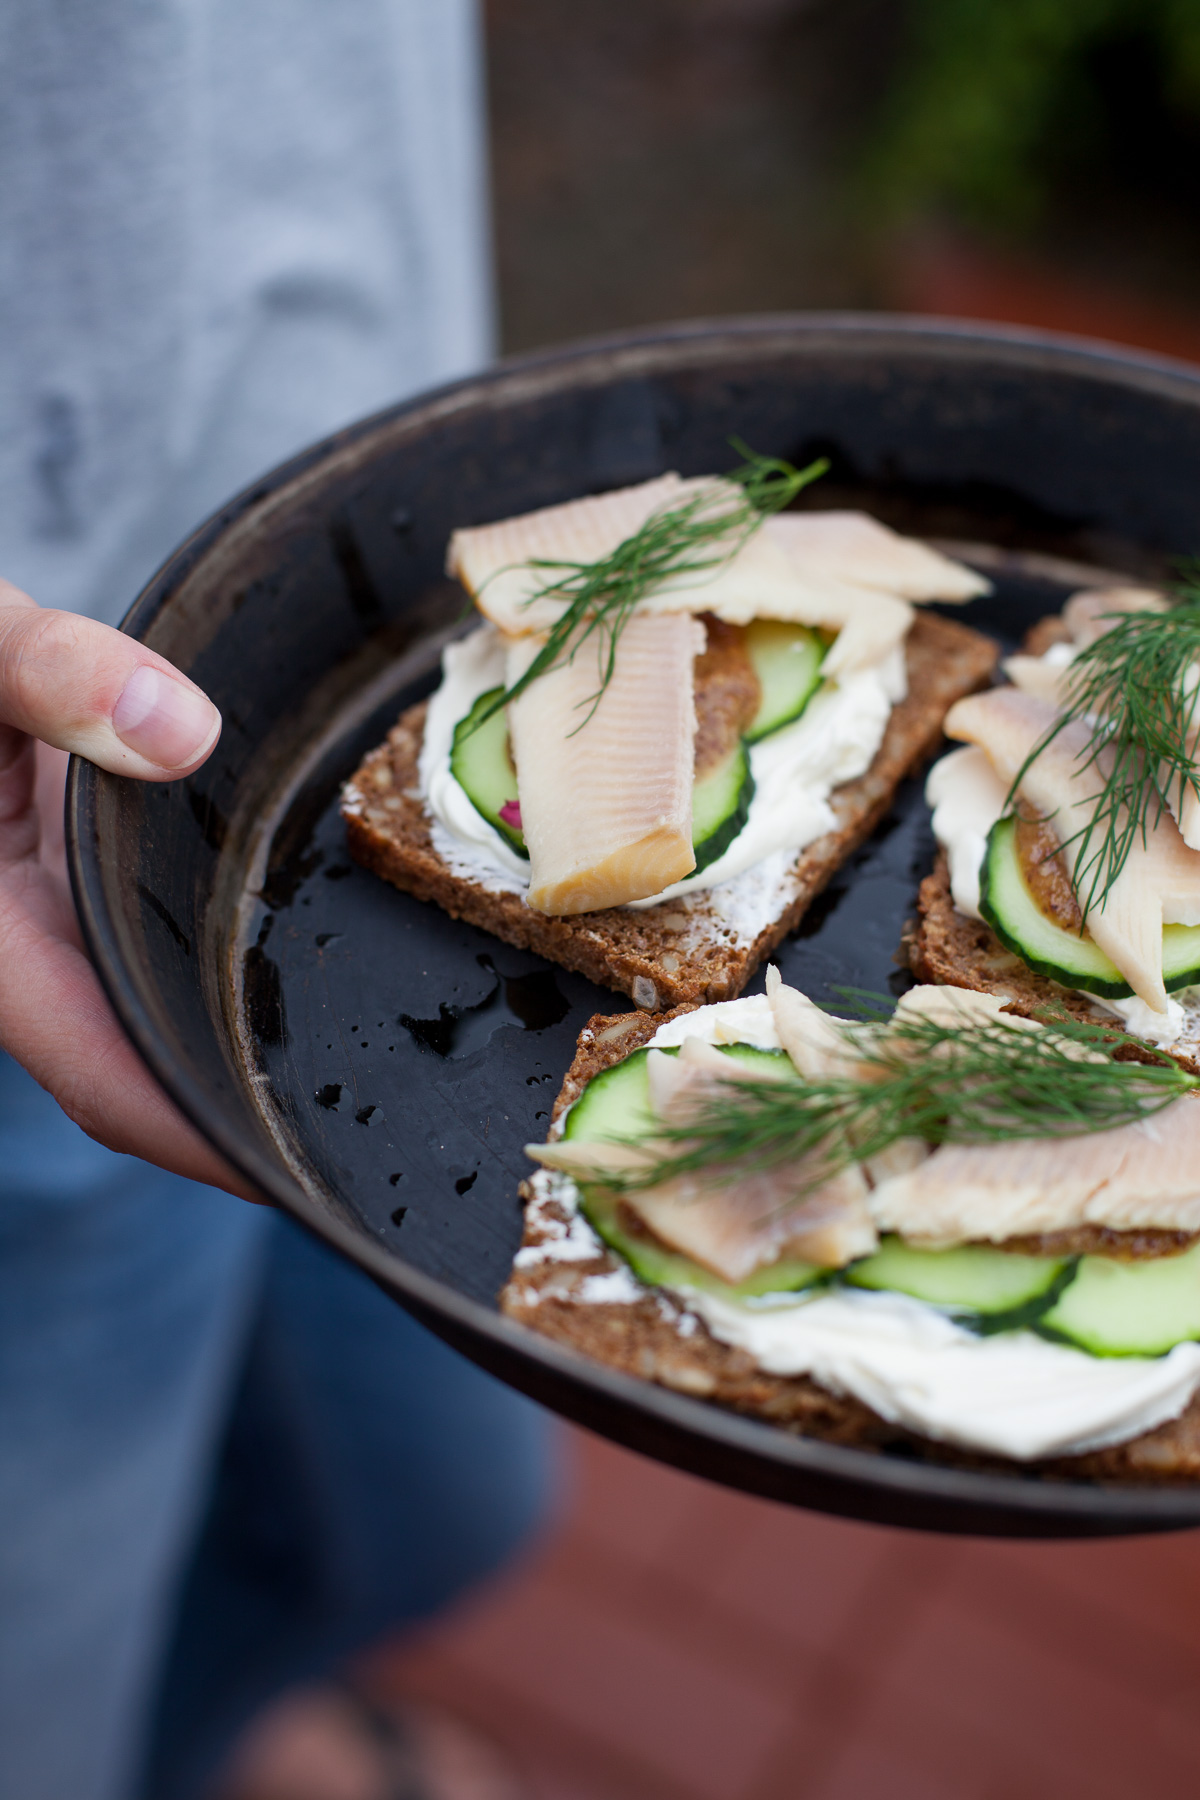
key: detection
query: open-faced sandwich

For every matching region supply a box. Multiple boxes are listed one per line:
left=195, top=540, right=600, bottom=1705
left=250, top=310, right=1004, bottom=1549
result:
left=914, top=583, right=1200, bottom=1073
left=503, top=974, right=1200, bottom=1475
left=342, top=454, right=997, bottom=1009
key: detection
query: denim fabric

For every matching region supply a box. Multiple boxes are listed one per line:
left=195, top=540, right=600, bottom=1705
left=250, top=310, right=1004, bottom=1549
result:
left=0, top=1054, right=554, bottom=1800
left=138, top=1219, right=554, bottom=1800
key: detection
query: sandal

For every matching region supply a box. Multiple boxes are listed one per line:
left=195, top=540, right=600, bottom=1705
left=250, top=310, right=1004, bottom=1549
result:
left=209, top=1679, right=526, bottom=1800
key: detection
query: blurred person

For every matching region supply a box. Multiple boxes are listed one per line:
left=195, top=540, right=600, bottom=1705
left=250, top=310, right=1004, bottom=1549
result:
left=0, top=5, right=553, bottom=1798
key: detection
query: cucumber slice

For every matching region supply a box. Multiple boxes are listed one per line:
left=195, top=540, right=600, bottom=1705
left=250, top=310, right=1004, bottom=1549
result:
left=563, top=1045, right=658, bottom=1145
left=980, top=814, right=1200, bottom=996
left=563, top=1041, right=795, bottom=1145
left=744, top=620, right=825, bottom=743
left=718, top=1044, right=798, bottom=1077
left=563, top=1039, right=818, bottom=1299
left=449, top=687, right=527, bottom=857
left=580, top=1186, right=825, bottom=1301
left=845, top=1235, right=1075, bottom=1331
left=1038, top=1242, right=1200, bottom=1357
left=692, top=740, right=755, bottom=874
left=451, top=692, right=754, bottom=874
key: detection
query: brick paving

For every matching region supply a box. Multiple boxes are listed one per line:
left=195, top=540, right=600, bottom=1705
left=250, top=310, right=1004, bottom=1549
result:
left=371, top=1426, right=1200, bottom=1800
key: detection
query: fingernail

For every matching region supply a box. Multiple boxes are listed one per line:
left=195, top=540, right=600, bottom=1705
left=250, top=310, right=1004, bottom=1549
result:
left=112, top=665, right=220, bottom=769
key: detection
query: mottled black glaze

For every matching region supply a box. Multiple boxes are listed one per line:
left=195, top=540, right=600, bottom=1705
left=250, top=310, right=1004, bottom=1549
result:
left=68, top=317, right=1200, bottom=1535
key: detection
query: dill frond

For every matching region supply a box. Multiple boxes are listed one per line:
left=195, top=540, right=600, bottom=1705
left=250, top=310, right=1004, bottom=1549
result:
left=618, top=1005, right=1195, bottom=1195
left=1009, top=588, right=1200, bottom=915
left=461, top=444, right=828, bottom=738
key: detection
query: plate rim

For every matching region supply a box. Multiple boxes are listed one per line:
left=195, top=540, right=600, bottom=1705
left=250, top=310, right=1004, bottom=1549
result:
left=66, top=310, right=1200, bottom=1533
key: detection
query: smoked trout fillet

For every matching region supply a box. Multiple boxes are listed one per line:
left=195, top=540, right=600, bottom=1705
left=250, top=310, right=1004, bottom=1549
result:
left=507, top=611, right=705, bottom=914
left=945, top=686, right=1200, bottom=1012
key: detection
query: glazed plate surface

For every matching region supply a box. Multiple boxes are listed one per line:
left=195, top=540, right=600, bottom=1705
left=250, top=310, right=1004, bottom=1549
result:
left=68, top=316, right=1200, bottom=1536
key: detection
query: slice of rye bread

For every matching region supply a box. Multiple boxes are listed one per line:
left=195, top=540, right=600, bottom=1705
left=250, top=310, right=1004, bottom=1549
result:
left=501, top=1008, right=1200, bottom=1482
left=908, top=606, right=1200, bottom=1078
left=342, top=610, right=998, bottom=1012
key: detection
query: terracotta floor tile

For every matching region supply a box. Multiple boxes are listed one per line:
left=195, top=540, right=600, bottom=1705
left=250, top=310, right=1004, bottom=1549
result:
left=410, top=1563, right=800, bottom=1800
left=943, top=1539, right=1200, bottom=1716
left=809, top=1734, right=987, bottom=1800
left=563, top=1433, right=732, bottom=1574
left=381, top=1638, right=689, bottom=1800
left=861, top=1588, right=1200, bottom=1800
left=691, top=1501, right=919, bottom=1657
left=549, top=1439, right=893, bottom=1692
left=379, top=1426, right=1200, bottom=1800
left=969, top=1534, right=1200, bottom=1648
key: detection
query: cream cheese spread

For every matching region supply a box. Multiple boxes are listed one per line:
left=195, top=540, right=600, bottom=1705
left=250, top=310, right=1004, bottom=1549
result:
left=418, top=622, right=905, bottom=910
left=529, top=994, right=1200, bottom=1461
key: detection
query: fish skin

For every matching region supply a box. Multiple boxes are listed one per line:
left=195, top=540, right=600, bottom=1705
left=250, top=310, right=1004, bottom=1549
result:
left=945, top=686, right=1200, bottom=1012
left=765, top=510, right=990, bottom=602
left=451, top=474, right=816, bottom=634
left=449, top=477, right=936, bottom=669
left=507, top=611, right=703, bottom=914
left=870, top=1093, right=1200, bottom=1244
left=449, top=474, right=686, bottom=635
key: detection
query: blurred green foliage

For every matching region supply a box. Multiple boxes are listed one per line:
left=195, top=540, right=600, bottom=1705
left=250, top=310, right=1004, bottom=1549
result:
left=863, top=0, right=1200, bottom=230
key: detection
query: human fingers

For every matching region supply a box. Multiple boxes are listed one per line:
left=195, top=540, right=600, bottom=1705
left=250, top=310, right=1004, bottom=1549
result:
left=34, top=742, right=70, bottom=886
left=0, top=713, right=38, bottom=872
left=0, top=865, right=264, bottom=1201
left=0, top=578, right=221, bottom=779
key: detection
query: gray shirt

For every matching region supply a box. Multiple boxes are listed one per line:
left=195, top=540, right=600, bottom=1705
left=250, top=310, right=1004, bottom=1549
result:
left=0, top=0, right=490, bottom=624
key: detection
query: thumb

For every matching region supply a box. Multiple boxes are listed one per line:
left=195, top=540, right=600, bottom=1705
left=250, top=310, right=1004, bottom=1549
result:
left=0, top=578, right=221, bottom=779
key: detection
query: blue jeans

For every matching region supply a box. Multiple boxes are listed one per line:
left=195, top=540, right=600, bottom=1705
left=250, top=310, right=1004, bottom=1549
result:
left=0, top=1053, right=554, bottom=1800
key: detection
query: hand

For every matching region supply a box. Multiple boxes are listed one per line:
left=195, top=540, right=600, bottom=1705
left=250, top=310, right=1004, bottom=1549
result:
left=0, top=576, right=260, bottom=1200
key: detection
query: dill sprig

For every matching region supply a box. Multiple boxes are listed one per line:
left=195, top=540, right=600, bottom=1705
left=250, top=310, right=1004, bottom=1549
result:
left=618, top=1007, right=1195, bottom=1194
left=462, top=443, right=828, bottom=738
left=1008, top=588, right=1200, bottom=916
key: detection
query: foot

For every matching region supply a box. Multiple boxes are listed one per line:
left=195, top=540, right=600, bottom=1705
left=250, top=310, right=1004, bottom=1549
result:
left=208, top=1683, right=526, bottom=1800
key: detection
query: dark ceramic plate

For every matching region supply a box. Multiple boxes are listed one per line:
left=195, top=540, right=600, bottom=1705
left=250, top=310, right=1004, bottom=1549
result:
left=68, top=316, right=1200, bottom=1538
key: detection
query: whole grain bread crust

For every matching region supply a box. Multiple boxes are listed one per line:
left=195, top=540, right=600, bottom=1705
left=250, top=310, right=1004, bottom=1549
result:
left=501, top=1008, right=1200, bottom=1482
left=342, top=611, right=997, bottom=1011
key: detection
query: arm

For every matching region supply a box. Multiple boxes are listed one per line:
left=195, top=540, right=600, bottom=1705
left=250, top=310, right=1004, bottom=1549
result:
left=0, top=576, right=260, bottom=1201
